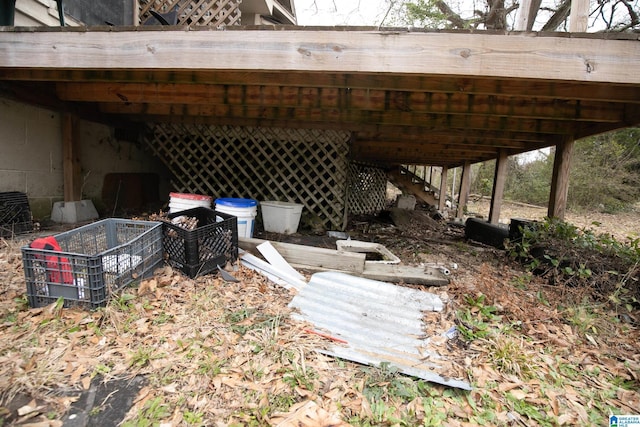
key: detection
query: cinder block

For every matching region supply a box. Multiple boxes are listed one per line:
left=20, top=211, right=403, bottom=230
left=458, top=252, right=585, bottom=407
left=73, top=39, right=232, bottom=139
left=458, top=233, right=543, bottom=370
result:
left=397, top=195, right=416, bottom=210
left=51, top=200, right=99, bottom=223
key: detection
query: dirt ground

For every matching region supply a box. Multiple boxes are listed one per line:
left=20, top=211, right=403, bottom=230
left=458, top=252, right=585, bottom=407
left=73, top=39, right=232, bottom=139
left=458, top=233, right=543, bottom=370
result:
left=0, top=202, right=639, bottom=426
left=466, top=197, right=640, bottom=242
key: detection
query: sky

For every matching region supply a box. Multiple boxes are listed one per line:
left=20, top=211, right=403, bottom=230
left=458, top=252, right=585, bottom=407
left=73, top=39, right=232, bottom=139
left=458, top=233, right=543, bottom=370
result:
left=294, top=0, right=389, bottom=26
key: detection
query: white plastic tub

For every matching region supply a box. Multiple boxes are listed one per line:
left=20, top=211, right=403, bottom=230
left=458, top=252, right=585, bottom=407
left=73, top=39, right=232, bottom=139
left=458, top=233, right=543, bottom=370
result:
left=261, top=201, right=303, bottom=235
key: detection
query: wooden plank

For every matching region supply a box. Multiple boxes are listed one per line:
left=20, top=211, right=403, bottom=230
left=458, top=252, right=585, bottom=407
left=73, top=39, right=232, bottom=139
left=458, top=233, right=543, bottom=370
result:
left=99, top=102, right=586, bottom=134
left=456, top=161, right=472, bottom=219
left=360, top=263, right=449, bottom=286
left=1, top=30, right=639, bottom=84
left=356, top=147, right=491, bottom=166
left=358, top=129, right=549, bottom=145
left=488, top=149, right=508, bottom=224
left=56, top=82, right=626, bottom=122
left=4, top=68, right=640, bottom=104
left=239, top=238, right=448, bottom=285
left=438, top=166, right=448, bottom=212
left=238, top=237, right=366, bottom=273
left=548, top=137, right=575, bottom=219
left=62, top=114, right=81, bottom=202
left=36, top=70, right=640, bottom=108
left=353, top=140, right=504, bottom=154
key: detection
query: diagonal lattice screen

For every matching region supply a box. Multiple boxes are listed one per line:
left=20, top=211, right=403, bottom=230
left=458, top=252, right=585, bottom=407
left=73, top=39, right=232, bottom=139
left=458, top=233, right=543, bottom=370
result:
left=138, top=0, right=242, bottom=27
left=144, top=124, right=352, bottom=230
left=347, top=163, right=387, bottom=216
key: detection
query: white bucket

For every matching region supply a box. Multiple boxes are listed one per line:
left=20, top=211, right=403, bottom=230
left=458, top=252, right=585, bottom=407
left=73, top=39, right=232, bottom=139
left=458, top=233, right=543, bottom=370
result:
left=260, top=201, right=303, bottom=234
left=169, top=192, right=212, bottom=213
left=215, top=198, right=258, bottom=238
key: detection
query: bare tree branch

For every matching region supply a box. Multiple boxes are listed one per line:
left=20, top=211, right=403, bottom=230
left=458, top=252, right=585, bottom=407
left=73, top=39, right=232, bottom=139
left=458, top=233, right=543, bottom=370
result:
left=541, top=0, right=571, bottom=31
left=434, top=0, right=468, bottom=28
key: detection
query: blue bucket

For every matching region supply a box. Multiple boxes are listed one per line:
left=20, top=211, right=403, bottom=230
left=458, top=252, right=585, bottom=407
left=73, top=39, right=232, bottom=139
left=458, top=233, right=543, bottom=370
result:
left=215, top=198, right=258, bottom=238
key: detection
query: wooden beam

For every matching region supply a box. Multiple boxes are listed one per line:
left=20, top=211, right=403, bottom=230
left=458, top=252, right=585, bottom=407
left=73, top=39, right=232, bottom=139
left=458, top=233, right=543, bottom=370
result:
left=438, top=166, right=448, bottom=212
left=56, top=82, right=626, bottom=122
left=456, top=161, right=472, bottom=219
left=98, top=102, right=586, bottom=134
left=351, top=145, right=496, bottom=165
left=1, top=30, right=639, bottom=84
left=62, top=113, right=81, bottom=202
left=488, top=149, right=508, bottom=224
left=358, top=128, right=549, bottom=145
left=548, top=137, right=575, bottom=219
left=4, top=68, right=640, bottom=104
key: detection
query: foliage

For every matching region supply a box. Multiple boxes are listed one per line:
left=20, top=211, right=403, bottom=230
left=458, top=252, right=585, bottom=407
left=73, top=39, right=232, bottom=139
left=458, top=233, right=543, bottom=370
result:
left=507, top=217, right=640, bottom=307
left=382, top=0, right=640, bottom=31
left=468, top=128, right=640, bottom=212
left=505, top=153, right=553, bottom=206
left=568, top=128, right=640, bottom=213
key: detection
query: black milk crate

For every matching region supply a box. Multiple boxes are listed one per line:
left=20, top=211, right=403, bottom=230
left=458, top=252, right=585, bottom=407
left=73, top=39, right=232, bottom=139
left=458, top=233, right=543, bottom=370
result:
left=0, top=191, right=33, bottom=238
left=22, top=219, right=163, bottom=309
left=163, top=207, right=238, bottom=278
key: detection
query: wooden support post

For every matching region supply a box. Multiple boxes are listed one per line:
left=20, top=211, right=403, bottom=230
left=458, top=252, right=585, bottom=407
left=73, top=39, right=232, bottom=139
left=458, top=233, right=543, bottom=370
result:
left=515, top=0, right=533, bottom=30
left=133, top=0, right=139, bottom=26
left=438, top=166, right=448, bottom=212
left=515, top=0, right=542, bottom=31
left=548, top=137, right=575, bottom=219
left=488, top=150, right=508, bottom=224
left=62, top=113, right=82, bottom=202
left=456, top=161, right=472, bottom=219
left=569, top=0, right=589, bottom=32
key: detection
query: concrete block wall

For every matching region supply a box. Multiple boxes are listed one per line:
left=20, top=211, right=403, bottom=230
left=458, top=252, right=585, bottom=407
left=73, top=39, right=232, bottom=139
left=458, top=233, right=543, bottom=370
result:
left=0, top=97, right=169, bottom=220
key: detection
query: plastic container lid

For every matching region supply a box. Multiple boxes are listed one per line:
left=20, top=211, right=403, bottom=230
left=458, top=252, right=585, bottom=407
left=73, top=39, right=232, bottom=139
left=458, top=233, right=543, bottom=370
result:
left=215, top=198, right=258, bottom=208
left=169, top=192, right=212, bottom=201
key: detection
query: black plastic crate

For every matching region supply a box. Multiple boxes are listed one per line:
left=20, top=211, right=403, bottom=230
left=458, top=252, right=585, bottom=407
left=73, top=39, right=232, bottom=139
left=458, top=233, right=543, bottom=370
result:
left=22, top=219, right=163, bottom=309
left=0, top=191, right=33, bottom=238
left=163, top=207, right=238, bottom=278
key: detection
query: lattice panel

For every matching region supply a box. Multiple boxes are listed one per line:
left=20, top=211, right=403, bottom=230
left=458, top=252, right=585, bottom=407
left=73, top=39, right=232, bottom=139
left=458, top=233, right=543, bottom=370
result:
left=138, top=0, right=242, bottom=27
left=144, top=124, right=351, bottom=230
left=347, top=163, right=387, bottom=216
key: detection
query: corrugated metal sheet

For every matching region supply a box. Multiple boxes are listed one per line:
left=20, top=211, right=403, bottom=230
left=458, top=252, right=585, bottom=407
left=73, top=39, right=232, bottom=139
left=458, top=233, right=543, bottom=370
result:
left=289, top=271, right=471, bottom=390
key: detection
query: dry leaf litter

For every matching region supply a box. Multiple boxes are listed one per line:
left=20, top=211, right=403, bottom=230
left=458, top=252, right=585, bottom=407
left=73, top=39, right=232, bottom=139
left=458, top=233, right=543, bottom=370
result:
left=0, top=204, right=638, bottom=426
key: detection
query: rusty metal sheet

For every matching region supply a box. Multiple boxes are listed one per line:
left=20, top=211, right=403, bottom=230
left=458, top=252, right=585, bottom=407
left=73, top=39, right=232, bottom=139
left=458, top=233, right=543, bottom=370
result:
left=289, top=271, right=471, bottom=390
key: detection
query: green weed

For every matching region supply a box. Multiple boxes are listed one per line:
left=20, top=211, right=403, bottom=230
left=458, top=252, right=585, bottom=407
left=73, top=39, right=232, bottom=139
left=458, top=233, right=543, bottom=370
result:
left=484, top=334, right=535, bottom=380
left=129, top=346, right=161, bottom=368
left=122, top=397, right=171, bottom=427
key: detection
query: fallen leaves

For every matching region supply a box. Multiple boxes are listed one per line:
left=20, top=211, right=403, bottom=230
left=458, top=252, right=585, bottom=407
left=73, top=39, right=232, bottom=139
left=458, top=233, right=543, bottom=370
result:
left=270, top=400, right=351, bottom=427
left=1, top=228, right=639, bottom=426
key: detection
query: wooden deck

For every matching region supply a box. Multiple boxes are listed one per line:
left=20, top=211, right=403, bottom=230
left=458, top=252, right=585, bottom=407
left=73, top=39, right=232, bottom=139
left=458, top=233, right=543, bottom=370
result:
left=0, top=26, right=639, bottom=221
left=0, top=26, right=638, bottom=167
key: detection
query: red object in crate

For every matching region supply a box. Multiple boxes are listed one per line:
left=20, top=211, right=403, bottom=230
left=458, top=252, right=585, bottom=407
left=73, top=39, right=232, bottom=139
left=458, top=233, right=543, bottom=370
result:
left=29, top=236, right=74, bottom=285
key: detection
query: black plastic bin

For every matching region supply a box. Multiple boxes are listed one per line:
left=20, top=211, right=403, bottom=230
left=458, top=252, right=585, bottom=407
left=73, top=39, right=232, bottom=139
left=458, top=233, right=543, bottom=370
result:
left=0, top=191, right=33, bottom=238
left=163, top=207, right=238, bottom=278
